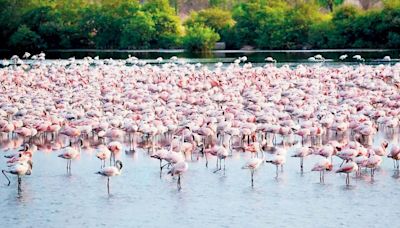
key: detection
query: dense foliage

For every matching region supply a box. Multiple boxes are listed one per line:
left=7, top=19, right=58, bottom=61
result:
left=1, top=0, right=400, bottom=51
left=183, top=25, right=220, bottom=52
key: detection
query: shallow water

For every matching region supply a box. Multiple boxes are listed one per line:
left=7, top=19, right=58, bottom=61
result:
left=1, top=49, right=400, bottom=63
left=1, top=132, right=399, bottom=228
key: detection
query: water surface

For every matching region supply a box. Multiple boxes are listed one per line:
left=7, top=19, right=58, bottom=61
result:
left=1, top=133, right=399, bottom=228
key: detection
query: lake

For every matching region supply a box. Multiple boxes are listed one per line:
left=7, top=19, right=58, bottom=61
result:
left=0, top=54, right=399, bottom=228
left=1, top=133, right=399, bottom=228
left=1, top=49, right=400, bottom=64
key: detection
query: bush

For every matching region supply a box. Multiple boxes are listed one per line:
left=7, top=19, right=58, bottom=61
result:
left=9, top=24, right=42, bottom=50
left=142, top=0, right=183, bottom=48
left=183, top=25, right=220, bottom=52
left=120, top=12, right=155, bottom=49
left=184, top=8, right=234, bottom=36
left=231, top=1, right=263, bottom=48
left=308, top=21, right=333, bottom=49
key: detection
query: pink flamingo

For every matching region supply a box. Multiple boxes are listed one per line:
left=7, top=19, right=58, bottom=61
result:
left=96, top=160, right=123, bottom=195
left=2, top=160, right=33, bottom=192
left=58, top=147, right=79, bottom=173
left=336, top=161, right=358, bottom=186
left=291, top=146, right=312, bottom=172
left=311, top=158, right=333, bottom=183
left=168, top=161, right=188, bottom=190
left=242, top=157, right=263, bottom=187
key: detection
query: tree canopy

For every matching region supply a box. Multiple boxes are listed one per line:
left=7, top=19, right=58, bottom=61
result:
left=0, top=0, right=399, bottom=52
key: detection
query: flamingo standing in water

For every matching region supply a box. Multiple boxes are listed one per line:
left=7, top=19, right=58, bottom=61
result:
left=366, top=152, right=382, bottom=179
left=107, top=141, right=122, bottom=165
left=58, top=147, right=79, bottom=173
left=388, top=145, right=400, bottom=169
left=242, top=157, right=263, bottom=187
left=96, top=145, right=111, bottom=168
left=168, top=161, right=188, bottom=190
left=291, top=146, right=312, bottom=173
left=266, top=154, right=286, bottom=178
left=311, top=158, right=332, bottom=183
left=150, top=148, right=169, bottom=177
left=336, top=161, right=358, bottom=186
left=213, top=145, right=229, bottom=173
left=2, top=160, right=33, bottom=193
left=96, top=160, right=123, bottom=195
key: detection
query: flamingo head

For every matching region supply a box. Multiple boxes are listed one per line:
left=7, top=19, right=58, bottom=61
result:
left=326, top=163, right=333, bottom=171
left=381, top=140, right=388, bottom=149
left=19, top=143, right=30, bottom=151
left=116, top=160, right=123, bottom=170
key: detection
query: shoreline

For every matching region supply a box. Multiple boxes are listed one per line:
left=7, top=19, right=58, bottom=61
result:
left=1, top=48, right=399, bottom=53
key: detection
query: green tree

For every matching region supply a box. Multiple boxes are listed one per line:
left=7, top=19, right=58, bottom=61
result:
left=183, top=25, right=220, bottom=52
left=308, top=20, right=334, bottom=48
left=329, top=5, right=361, bottom=48
left=184, top=8, right=234, bottom=36
left=0, top=0, right=35, bottom=48
left=9, top=24, right=42, bottom=50
left=143, top=0, right=183, bottom=48
left=120, top=11, right=156, bottom=49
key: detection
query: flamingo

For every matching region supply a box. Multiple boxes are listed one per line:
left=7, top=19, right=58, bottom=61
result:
left=387, top=145, right=400, bottom=169
left=242, top=157, right=263, bottom=187
left=366, top=153, right=382, bottom=178
left=311, top=158, right=332, bottom=183
left=266, top=153, right=286, bottom=178
left=291, top=146, right=312, bottom=172
left=339, top=54, right=348, bottom=60
left=96, top=145, right=111, bottom=168
left=2, top=160, right=33, bottom=192
left=107, top=141, right=122, bottom=165
left=150, top=148, right=169, bottom=176
left=213, top=145, right=229, bottom=173
left=168, top=161, right=188, bottom=190
left=353, top=55, right=365, bottom=61
left=58, top=147, right=79, bottom=173
left=336, top=161, right=358, bottom=186
left=265, top=57, right=277, bottom=63
left=96, top=160, right=123, bottom=195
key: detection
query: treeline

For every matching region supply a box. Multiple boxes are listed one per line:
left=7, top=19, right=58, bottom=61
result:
left=1, top=0, right=400, bottom=52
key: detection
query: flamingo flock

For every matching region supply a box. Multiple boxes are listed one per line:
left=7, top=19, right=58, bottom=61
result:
left=1, top=53, right=400, bottom=195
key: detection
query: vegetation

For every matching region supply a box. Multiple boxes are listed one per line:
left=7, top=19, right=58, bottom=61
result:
left=1, top=0, right=400, bottom=52
left=183, top=25, right=220, bottom=52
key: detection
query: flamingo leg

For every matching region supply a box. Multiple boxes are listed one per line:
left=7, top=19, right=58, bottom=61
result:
left=2, top=170, right=11, bottom=186
left=339, top=160, right=344, bottom=167
left=251, top=169, right=254, bottom=187
left=177, top=175, right=181, bottom=190
left=107, top=177, right=110, bottom=195
left=300, top=157, right=304, bottom=173
left=319, top=170, right=322, bottom=182
left=161, top=162, right=170, bottom=171
left=17, top=176, right=21, bottom=193
left=213, top=158, right=223, bottom=173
